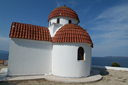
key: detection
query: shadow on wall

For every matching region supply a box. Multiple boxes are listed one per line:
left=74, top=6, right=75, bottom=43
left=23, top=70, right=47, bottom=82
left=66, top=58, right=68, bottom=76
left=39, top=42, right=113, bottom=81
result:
left=12, top=39, right=52, bottom=50
left=53, top=42, right=91, bottom=47
left=7, top=69, right=12, bottom=77
left=12, top=39, right=91, bottom=50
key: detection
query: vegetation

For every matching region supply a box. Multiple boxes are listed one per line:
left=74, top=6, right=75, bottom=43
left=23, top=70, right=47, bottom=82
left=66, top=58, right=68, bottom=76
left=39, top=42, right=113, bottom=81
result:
left=111, top=62, right=120, bottom=67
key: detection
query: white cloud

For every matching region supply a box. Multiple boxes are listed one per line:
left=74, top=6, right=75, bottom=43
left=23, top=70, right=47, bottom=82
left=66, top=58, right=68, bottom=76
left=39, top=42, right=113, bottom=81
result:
left=90, top=5, right=128, bottom=56
left=0, top=36, right=10, bottom=51
left=56, top=0, right=61, bottom=7
left=68, top=0, right=79, bottom=8
left=96, top=5, right=128, bottom=23
left=55, top=0, right=79, bottom=8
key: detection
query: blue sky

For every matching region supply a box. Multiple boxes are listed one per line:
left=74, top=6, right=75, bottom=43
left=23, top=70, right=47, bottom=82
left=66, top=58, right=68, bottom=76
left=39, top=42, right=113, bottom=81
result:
left=0, top=0, right=128, bottom=57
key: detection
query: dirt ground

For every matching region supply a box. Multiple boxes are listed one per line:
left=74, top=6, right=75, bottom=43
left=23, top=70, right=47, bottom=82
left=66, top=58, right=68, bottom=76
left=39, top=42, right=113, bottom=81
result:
left=0, top=65, right=128, bottom=85
left=0, top=65, right=8, bottom=70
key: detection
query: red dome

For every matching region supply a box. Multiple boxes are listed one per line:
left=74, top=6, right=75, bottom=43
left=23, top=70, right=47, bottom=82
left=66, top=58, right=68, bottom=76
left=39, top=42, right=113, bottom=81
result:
left=52, top=24, right=93, bottom=47
left=48, top=6, right=80, bottom=22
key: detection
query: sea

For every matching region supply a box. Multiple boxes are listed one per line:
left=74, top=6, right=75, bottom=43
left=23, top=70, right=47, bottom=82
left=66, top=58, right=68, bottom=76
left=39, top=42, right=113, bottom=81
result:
left=0, top=51, right=128, bottom=68
left=0, top=51, right=9, bottom=60
left=92, top=57, right=128, bottom=68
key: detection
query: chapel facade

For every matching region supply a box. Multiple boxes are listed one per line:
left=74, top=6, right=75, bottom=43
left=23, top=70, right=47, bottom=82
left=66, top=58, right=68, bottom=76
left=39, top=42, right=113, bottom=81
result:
left=8, top=6, right=93, bottom=78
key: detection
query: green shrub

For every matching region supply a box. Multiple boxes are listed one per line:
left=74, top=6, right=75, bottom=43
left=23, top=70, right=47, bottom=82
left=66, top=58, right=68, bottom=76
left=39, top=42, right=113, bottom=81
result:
left=111, top=62, right=120, bottom=67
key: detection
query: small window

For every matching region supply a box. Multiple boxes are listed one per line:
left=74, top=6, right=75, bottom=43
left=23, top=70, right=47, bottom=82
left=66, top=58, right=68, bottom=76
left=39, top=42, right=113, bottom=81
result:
left=57, top=18, right=60, bottom=23
left=78, top=47, right=84, bottom=60
left=50, top=22, right=51, bottom=25
left=69, top=20, right=72, bottom=24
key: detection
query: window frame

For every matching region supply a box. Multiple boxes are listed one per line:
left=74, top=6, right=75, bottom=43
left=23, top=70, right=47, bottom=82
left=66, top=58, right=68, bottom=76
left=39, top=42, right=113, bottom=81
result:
left=69, top=20, right=72, bottom=24
left=77, top=47, right=85, bottom=61
left=57, top=18, right=60, bottom=24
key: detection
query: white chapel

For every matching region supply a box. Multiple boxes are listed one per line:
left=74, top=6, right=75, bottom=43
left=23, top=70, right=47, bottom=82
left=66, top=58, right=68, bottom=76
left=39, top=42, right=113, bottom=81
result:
left=8, top=6, right=93, bottom=78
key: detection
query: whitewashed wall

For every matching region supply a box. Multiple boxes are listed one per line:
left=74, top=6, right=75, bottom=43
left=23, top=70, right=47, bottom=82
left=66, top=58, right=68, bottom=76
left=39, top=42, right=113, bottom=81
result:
left=49, top=17, right=79, bottom=26
left=52, top=43, right=92, bottom=77
left=48, top=17, right=79, bottom=38
left=7, top=38, right=52, bottom=76
left=48, top=24, right=63, bottom=37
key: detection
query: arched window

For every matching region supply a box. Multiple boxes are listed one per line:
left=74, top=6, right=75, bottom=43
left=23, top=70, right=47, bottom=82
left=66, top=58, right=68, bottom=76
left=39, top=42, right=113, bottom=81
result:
left=69, top=20, right=72, bottom=24
left=57, top=18, right=60, bottom=23
left=78, top=47, right=84, bottom=60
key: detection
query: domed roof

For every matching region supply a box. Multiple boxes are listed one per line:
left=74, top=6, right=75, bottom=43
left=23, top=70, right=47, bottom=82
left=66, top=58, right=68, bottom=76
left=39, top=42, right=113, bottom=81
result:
left=48, top=6, right=80, bottom=22
left=52, top=24, right=93, bottom=47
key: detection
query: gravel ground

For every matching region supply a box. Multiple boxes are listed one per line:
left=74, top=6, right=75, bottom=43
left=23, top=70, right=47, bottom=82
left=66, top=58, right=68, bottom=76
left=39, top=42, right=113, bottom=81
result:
left=0, top=65, right=128, bottom=85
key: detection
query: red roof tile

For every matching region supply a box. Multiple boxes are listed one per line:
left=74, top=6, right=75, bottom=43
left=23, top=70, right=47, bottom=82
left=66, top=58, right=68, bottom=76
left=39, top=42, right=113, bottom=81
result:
left=52, top=24, right=93, bottom=47
left=48, top=6, right=80, bottom=22
left=9, top=22, right=52, bottom=42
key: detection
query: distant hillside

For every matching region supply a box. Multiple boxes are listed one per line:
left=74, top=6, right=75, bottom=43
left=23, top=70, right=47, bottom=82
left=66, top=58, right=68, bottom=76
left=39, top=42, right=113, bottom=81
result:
left=0, top=50, right=9, bottom=60
left=105, top=56, right=128, bottom=58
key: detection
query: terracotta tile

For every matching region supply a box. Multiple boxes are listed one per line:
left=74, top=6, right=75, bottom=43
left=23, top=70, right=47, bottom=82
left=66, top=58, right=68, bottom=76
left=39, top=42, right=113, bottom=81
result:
left=52, top=24, right=93, bottom=47
left=48, top=6, right=80, bottom=22
left=9, top=22, right=52, bottom=42
left=9, top=22, right=92, bottom=47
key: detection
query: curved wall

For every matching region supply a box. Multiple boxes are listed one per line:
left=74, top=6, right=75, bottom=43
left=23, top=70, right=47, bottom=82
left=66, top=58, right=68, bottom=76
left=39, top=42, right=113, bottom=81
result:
left=49, top=16, right=79, bottom=26
left=52, top=43, right=92, bottom=77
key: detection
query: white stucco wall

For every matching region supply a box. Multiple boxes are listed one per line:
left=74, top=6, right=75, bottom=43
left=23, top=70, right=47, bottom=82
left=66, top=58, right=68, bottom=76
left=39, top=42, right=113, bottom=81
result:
left=48, top=23, right=63, bottom=37
left=48, top=17, right=79, bottom=38
left=52, top=43, right=92, bottom=77
left=7, top=38, right=52, bottom=76
left=49, top=17, right=79, bottom=26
